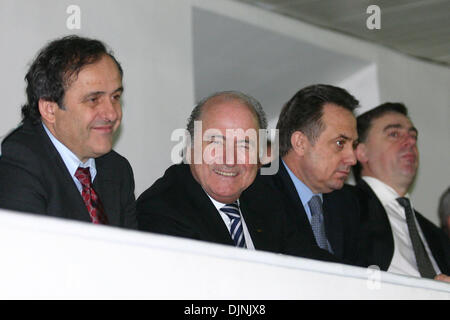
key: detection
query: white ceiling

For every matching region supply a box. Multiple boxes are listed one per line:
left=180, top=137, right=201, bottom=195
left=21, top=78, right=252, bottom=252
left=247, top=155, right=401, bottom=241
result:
left=233, top=0, right=450, bottom=66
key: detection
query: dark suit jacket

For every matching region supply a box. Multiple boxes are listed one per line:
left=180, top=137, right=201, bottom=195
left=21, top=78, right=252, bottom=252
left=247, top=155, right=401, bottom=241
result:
left=136, top=163, right=337, bottom=262
left=261, top=159, right=362, bottom=266
left=0, top=120, right=137, bottom=229
left=352, top=179, right=450, bottom=274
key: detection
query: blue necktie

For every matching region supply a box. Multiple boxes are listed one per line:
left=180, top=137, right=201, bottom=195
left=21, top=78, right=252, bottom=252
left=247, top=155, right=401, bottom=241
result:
left=308, top=195, right=333, bottom=253
left=220, top=202, right=247, bottom=248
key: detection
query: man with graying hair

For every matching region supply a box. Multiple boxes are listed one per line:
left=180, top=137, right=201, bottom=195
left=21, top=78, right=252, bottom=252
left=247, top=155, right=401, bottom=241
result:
left=137, top=91, right=336, bottom=262
left=353, top=102, right=450, bottom=282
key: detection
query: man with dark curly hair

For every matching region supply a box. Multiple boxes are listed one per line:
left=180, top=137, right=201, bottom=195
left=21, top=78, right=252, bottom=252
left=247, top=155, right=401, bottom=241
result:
left=0, top=35, right=136, bottom=228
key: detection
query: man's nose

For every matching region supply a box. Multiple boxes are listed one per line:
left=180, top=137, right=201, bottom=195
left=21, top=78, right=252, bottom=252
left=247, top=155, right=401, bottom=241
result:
left=100, top=97, right=119, bottom=122
left=224, top=143, right=237, bottom=166
left=402, top=133, right=417, bottom=148
left=344, top=146, right=357, bottom=166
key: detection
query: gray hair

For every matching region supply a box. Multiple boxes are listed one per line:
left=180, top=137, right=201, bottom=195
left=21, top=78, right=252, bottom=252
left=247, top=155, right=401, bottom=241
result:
left=186, top=91, right=267, bottom=138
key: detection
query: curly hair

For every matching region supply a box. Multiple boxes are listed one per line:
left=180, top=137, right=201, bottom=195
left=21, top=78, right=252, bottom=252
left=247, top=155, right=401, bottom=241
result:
left=21, top=35, right=123, bottom=124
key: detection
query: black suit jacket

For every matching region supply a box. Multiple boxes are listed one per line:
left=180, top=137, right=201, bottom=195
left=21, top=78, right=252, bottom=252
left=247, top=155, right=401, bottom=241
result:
left=0, top=120, right=137, bottom=229
left=352, top=179, right=450, bottom=273
left=261, top=159, right=362, bottom=266
left=136, top=163, right=336, bottom=262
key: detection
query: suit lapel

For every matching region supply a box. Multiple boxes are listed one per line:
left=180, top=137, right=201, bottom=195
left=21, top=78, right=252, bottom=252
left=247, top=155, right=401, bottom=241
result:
left=93, top=156, right=121, bottom=226
left=357, top=179, right=394, bottom=270
left=416, top=213, right=449, bottom=274
left=274, top=162, right=318, bottom=244
left=36, top=122, right=91, bottom=222
left=239, top=180, right=270, bottom=250
left=181, top=165, right=234, bottom=246
left=323, top=193, right=344, bottom=259
left=276, top=163, right=304, bottom=210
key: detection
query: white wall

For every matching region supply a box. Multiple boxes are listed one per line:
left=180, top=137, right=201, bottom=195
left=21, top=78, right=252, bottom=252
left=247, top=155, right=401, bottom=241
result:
left=0, top=0, right=195, bottom=198
left=1, top=209, right=448, bottom=299
left=1, top=0, right=449, bottom=224
left=339, top=64, right=381, bottom=115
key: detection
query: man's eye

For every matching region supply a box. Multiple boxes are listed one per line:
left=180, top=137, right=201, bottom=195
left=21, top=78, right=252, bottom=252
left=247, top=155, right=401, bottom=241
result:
left=336, top=140, right=345, bottom=149
left=388, top=131, right=399, bottom=138
left=112, top=94, right=121, bottom=101
left=86, top=96, right=98, bottom=104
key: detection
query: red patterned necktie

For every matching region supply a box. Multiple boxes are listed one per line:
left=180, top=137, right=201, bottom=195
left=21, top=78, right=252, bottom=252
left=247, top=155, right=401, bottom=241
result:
left=74, top=167, right=108, bottom=224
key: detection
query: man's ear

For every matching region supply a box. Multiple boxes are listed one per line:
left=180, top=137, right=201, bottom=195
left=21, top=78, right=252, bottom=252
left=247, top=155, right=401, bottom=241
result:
left=38, top=99, right=59, bottom=124
left=290, top=131, right=308, bottom=156
left=355, top=142, right=369, bottom=164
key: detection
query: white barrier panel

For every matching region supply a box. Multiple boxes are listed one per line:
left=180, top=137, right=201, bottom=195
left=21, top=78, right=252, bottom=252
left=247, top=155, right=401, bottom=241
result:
left=0, top=208, right=448, bottom=299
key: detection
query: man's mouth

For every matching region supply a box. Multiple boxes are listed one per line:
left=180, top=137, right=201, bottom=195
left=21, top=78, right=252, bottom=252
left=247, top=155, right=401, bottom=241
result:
left=213, top=169, right=238, bottom=177
left=400, top=153, right=417, bottom=162
left=92, top=124, right=114, bottom=133
left=335, top=169, right=350, bottom=178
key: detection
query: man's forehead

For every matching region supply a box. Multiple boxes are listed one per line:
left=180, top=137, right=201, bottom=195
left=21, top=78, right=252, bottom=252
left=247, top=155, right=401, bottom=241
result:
left=321, top=104, right=357, bottom=138
left=67, top=55, right=121, bottom=86
left=201, top=99, right=258, bottom=128
left=203, top=97, right=248, bottom=113
left=372, top=112, right=415, bottom=131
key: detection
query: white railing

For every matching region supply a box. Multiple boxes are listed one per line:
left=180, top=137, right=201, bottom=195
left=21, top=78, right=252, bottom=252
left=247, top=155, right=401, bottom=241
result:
left=0, top=209, right=448, bottom=299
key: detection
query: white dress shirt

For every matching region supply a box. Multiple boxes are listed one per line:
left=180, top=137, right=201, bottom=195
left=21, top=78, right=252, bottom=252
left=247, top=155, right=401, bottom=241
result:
left=207, top=195, right=255, bottom=250
left=363, top=176, right=441, bottom=277
left=42, top=123, right=96, bottom=194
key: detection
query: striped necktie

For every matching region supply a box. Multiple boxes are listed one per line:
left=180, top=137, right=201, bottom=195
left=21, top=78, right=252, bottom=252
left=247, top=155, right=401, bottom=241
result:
left=220, top=202, right=246, bottom=248
left=74, top=167, right=108, bottom=224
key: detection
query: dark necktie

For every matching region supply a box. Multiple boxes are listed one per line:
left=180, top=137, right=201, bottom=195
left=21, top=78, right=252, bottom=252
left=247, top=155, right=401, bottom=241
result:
left=308, top=195, right=333, bottom=253
left=220, top=202, right=247, bottom=248
left=74, top=167, right=108, bottom=225
left=396, top=197, right=436, bottom=279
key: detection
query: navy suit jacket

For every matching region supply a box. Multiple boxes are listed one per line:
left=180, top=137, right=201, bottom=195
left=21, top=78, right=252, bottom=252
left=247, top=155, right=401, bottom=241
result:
left=352, top=179, right=450, bottom=273
left=136, top=163, right=337, bottom=262
left=0, top=119, right=137, bottom=229
left=261, top=159, right=362, bottom=266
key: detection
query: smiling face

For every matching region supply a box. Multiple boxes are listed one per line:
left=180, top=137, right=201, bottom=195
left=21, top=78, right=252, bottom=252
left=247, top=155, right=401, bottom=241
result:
left=42, top=55, right=123, bottom=163
left=190, top=97, right=259, bottom=203
left=288, top=103, right=358, bottom=194
left=356, top=112, right=419, bottom=195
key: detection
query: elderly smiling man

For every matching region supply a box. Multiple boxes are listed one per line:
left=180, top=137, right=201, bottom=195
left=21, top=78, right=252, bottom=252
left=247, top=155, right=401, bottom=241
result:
left=136, top=91, right=335, bottom=261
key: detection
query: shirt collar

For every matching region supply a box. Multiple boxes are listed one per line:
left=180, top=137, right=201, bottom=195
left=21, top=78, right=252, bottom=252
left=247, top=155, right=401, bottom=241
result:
left=42, top=122, right=96, bottom=178
left=362, top=176, right=410, bottom=205
left=282, top=159, right=322, bottom=206
left=206, top=193, right=240, bottom=211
